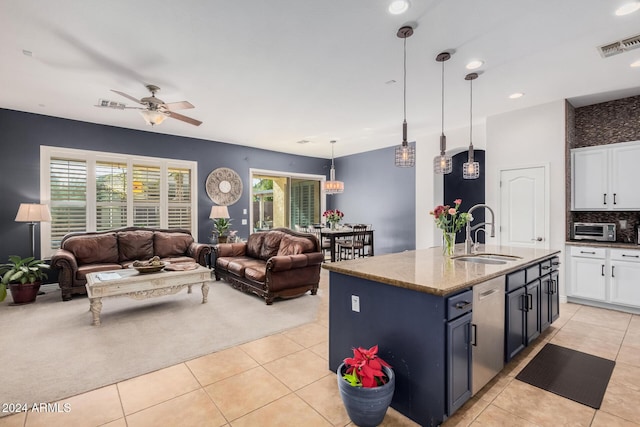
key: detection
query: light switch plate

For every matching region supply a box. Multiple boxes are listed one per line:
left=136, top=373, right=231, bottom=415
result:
left=243, top=209, right=247, bottom=215
left=351, top=295, right=360, bottom=312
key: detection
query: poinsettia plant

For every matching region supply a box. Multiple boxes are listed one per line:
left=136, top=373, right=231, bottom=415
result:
left=342, top=345, right=392, bottom=388
left=430, top=199, right=472, bottom=233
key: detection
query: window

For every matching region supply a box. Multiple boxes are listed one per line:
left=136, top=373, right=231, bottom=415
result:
left=250, top=169, right=325, bottom=232
left=40, top=147, right=197, bottom=257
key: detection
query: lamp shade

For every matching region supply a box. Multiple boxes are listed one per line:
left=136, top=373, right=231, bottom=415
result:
left=15, top=203, right=51, bottom=222
left=209, top=205, right=230, bottom=219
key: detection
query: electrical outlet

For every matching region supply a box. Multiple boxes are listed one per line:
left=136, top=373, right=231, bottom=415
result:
left=620, top=220, right=627, bottom=230
left=242, top=219, right=247, bottom=225
left=243, top=209, right=247, bottom=215
left=351, top=295, right=360, bottom=312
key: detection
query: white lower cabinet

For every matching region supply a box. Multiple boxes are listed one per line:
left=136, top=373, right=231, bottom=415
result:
left=610, top=249, right=640, bottom=307
left=568, top=245, right=640, bottom=311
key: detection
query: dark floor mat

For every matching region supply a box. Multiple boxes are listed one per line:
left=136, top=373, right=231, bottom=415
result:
left=515, top=343, right=615, bottom=409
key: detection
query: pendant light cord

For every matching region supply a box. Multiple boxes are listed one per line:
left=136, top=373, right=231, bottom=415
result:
left=469, top=77, right=473, bottom=146
left=403, top=36, right=407, bottom=123
left=441, top=59, right=445, bottom=135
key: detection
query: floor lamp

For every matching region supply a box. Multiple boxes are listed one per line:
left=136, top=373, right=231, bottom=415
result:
left=15, top=203, right=52, bottom=259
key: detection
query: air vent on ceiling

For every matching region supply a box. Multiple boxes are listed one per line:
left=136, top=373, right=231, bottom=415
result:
left=598, top=33, right=640, bottom=58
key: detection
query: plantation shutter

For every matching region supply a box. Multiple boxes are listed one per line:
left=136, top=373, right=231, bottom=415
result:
left=132, top=164, right=161, bottom=228
left=168, top=167, right=191, bottom=229
left=49, top=158, right=87, bottom=249
left=96, top=161, right=127, bottom=231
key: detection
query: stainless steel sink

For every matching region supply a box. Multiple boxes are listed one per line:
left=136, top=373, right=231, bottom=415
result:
left=452, top=253, right=522, bottom=265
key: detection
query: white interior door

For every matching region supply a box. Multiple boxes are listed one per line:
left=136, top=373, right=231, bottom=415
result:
left=499, top=166, right=548, bottom=248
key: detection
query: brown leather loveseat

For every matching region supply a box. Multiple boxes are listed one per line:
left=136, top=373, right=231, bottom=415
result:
left=213, top=228, right=323, bottom=304
left=50, top=227, right=211, bottom=301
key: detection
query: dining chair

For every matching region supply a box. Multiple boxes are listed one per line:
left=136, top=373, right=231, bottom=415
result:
left=338, top=224, right=368, bottom=260
left=308, top=227, right=331, bottom=261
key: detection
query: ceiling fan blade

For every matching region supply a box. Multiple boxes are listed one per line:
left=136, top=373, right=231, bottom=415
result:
left=166, top=111, right=202, bottom=126
left=164, top=101, right=194, bottom=110
left=111, top=90, right=144, bottom=105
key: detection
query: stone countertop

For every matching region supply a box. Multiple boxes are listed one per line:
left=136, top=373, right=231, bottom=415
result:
left=565, top=240, right=640, bottom=250
left=322, top=245, right=561, bottom=297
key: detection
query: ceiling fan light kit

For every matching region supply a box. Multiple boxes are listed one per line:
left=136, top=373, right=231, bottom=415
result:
left=101, top=84, right=203, bottom=127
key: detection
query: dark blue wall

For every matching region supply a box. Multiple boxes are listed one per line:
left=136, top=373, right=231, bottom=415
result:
left=328, top=145, right=416, bottom=254
left=0, top=108, right=417, bottom=264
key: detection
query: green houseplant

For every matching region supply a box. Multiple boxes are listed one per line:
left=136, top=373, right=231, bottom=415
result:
left=0, top=256, right=49, bottom=304
left=212, top=218, right=233, bottom=243
left=337, top=345, right=395, bottom=427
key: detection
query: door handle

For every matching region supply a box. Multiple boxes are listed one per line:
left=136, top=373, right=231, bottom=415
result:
left=602, top=264, right=605, bottom=276
left=622, top=254, right=639, bottom=258
left=471, top=324, right=477, bottom=346
left=612, top=266, right=615, bottom=278
left=530, top=237, right=543, bottom=242
left=455, top=301, right=472, bottom=310
left=581, top=251, right=596, bottom=255
left=604, top=193, right=607, bottom=205
left=613, top=193, right=617, bottom=205
left=521, top=294, right=528, bottom=312
left=528, top=293, right=533, bottom=310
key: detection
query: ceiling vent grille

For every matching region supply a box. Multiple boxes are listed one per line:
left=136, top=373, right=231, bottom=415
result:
left=598, top=34, right=640, bottom=58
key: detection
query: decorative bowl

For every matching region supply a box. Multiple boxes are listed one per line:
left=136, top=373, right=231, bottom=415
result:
left=130, top=262, right=167, bottom=274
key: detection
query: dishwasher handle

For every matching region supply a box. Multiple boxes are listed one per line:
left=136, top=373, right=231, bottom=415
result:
left=471, top=323, right=478, bottom=347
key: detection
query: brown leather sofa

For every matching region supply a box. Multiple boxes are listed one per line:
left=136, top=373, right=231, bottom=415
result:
left=50, top=227, right=211, bottom=301
left=213, top=228, right=323, bottom=304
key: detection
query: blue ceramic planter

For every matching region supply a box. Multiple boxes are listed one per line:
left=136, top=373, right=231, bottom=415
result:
left=337, top=363, right=395, bottom=427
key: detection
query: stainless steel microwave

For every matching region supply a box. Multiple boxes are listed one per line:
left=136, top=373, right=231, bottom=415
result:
left=571, top=222, right=616, bottom=242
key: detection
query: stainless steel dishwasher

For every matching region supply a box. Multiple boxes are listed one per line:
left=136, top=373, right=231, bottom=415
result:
left=471, top=276, right=505, bottom=395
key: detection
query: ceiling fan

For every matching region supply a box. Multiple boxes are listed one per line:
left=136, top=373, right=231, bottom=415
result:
left=96, top=84, right=202, bottom=127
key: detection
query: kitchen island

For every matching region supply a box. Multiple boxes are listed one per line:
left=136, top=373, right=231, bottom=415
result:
left=323, top=244, right=560, bottom=426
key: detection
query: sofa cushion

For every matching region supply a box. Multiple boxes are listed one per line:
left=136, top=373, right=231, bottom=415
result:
left=260, top=231, right=285, bottom=260
left=154, top=231, right=194, bottom=258
left=63, top=233, right=119, bottom=265
left=277, top=234, right=315, bottom=256
left=227, top=259, right=266, bottom=276
left=246, top=233, right=266, bottom=259
left=118, top=230, right=154, bottom=262
left=244, top=265, right=266, bottom=283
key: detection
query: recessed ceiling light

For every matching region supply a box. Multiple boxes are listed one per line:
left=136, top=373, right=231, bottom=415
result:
left=388, top=0, right=410, bottom=15
left=466, top=60, right=484, bottom=70
left=616, top=2, right=640, bottom=15
left=296, top=139, right=310, bottom=144
left=22, top=49, right=33, bottom=57
left=631, top=59, right=640, bottom=67
left=509, top=92, right=524, bottom=99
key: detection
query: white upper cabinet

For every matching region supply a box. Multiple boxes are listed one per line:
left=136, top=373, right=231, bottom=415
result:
left=572, top=141, right=640, bottom=211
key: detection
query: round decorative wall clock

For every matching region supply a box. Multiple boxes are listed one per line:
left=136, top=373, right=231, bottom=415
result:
left=206, top=167, right=243, bottom=205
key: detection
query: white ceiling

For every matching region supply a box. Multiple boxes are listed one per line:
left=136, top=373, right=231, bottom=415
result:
left=1, top=0, right=639, bottom=158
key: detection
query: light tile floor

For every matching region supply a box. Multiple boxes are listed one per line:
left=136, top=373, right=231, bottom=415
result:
left=2, top=272, right=640, bottom=426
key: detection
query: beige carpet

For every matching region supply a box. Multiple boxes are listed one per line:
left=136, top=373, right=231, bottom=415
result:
left=0, top=278, right=321, bottom=409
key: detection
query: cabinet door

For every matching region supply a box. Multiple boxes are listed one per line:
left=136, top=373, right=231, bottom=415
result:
left=611, top=144, right=640, bottom=210
left=610, top=261, right=640, bottom=307
left=525, top=280, right=541, bottom=344
left=572, top=148, right=608, bottom=210
left=447, top=312, right=472, bottom=415
left=505, top=287, right=526, bottom=363
left=569, top=256, right=607, bottom=301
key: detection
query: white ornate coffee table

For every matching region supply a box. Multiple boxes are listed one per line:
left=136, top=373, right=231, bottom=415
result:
left=85, top=266, right=212, bottom=326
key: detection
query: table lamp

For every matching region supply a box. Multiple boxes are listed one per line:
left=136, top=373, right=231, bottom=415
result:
left=15, top=203, right=51, bottom=258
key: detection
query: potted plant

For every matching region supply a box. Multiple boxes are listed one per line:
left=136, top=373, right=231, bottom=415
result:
left=337, top=345, right=395, bottom=427
left=0, top=255, right=49, bottom=304
left=212, top=217, right=232, bottom=243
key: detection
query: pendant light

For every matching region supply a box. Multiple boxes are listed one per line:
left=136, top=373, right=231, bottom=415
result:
left=395, top=26, right=415, bottom=167
left=463, top=72, right=480, bottom=179
left=325, top=140, right=344, bottom=195
left=434, top=52, right=452, bottom=174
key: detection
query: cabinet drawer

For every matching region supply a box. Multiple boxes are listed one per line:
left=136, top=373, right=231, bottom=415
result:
left=506, top=270, right=526, bottom=292
left=526, top=264, right=541, bottom=283
left=611, top=249, right=640, bottom=262
left=447, top=290, right=473, bottom=321
left=570, top=246, right=606, bottom=258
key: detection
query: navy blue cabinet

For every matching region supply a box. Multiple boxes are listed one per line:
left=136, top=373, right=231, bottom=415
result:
left=446, top=292, right=472, bottom=415
left=505, top=285, right=526, bottom=361
left=540, top=257, right=560, bottom=331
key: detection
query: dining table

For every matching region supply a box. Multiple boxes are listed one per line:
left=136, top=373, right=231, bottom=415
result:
left=320, top=227, right=374, bottom=262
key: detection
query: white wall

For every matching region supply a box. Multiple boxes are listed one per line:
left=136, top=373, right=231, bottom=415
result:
left=485, top=100, right=567, bottom=295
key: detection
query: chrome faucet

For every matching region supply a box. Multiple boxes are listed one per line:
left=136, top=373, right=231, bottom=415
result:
left=465, top=204, right=496, bottom=254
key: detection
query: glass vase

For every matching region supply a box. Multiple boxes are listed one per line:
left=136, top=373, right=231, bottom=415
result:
left=330, top=221, right=338, bottom=230
left=442, top=232, right=456, bottom=257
